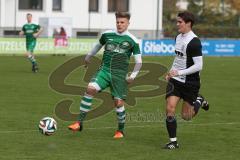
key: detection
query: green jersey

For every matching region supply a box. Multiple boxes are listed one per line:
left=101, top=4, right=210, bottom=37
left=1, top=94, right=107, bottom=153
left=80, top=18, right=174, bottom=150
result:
left=22, top=23, right=40, bottom=51
left=99, top=30, right=141, bottom=74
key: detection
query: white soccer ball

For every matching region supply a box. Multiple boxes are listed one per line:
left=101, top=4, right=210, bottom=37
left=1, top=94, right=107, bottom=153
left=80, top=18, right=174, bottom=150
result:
left=39, top=117, right=57, bottom=136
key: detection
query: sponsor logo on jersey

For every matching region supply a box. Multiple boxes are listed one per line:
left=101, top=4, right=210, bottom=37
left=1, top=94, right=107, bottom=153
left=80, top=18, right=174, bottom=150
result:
left=105, top=43, right=116, bottom=51
left=105, top=42, right=129, bottom=54
left=26, top=30, right=34, bottom=33
left=120, top=41, right=131, bottom=49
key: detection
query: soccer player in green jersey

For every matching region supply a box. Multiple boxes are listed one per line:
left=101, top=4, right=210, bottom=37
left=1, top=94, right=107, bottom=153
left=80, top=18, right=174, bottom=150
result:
left=19, top=13, right=43, bottom=72
left=68, top=12, right=142, bottom=139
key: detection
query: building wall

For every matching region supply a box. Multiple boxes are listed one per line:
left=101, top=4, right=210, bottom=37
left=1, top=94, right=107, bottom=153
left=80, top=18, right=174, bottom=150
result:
left=0, top=0, right=163, bottom=38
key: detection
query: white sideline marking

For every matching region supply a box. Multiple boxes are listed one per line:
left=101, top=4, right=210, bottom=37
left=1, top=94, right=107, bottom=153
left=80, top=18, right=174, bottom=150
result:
left=0, top=122, right=239, bottom=134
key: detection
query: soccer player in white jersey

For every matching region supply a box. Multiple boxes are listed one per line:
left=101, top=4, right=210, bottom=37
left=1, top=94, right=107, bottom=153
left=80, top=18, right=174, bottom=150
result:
left=68, top=12, right=142, bottom=139
left=163, top=11, right=209, bottom=149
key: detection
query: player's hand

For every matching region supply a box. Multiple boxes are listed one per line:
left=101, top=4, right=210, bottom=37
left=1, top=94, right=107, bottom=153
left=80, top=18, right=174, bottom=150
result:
left=165, top=73, right=171, bottom=81
left=19, top=31, right=24, bottom=36
left=33, top=33, right=39, bottom=38
left=84, top=59, right=90, bottom=68
left=165, top=70, right=179, bottom=80
left=169, top=70, right=179, bottom=77
left=126, top=77, right=134, bottom=84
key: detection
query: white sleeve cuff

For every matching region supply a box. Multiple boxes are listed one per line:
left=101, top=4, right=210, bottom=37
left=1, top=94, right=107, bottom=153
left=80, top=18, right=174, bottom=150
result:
left=129, top=54, right=142, bottom=79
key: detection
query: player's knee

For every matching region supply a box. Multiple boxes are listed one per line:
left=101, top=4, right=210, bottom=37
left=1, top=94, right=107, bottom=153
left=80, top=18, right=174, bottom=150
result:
left=166, top=104, right=176, bottom=114
left=181, top=112, right=193, bottom=121
left=114, top=99, right=124, bottom=107
left=25, top=53, right=31, bottom=57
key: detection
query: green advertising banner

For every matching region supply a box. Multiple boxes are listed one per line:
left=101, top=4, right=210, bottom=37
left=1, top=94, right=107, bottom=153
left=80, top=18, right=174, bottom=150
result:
left=0, top=38, right=98, bottom=54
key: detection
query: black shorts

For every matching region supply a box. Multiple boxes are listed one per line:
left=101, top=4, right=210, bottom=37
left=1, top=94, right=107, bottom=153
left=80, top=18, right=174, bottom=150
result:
left=166, top=78, right=200, bottom=105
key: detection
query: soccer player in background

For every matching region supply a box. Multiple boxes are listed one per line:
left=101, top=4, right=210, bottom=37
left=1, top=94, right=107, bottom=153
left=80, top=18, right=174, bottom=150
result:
left=19, top=13, right=43, bottom=73
left=164, top=11, right=209, bottom=149
left=68, top=12, right=142, bottom=139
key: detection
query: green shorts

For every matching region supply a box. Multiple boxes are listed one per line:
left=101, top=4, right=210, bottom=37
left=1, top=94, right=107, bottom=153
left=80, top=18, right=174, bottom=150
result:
left=91, top=69, right=128, bottom=100
left=26, top=41, right=36, bottom=53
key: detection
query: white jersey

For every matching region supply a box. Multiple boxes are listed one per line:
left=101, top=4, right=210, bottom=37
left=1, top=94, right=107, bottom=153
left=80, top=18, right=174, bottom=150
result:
left=171, top=31, right=202, bottom=85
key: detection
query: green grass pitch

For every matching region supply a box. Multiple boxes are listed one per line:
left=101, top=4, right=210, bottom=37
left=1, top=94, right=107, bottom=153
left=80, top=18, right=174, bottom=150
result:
left=0, top=55, right=240, bottom=160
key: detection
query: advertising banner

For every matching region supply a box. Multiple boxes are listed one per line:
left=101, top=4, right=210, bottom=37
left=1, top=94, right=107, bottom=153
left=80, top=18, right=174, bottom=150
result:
left=1, top=38, right=240, bottom=56
left=0, top=38, right=97, bottom=54
left=141, top=39, right=240, bottom=56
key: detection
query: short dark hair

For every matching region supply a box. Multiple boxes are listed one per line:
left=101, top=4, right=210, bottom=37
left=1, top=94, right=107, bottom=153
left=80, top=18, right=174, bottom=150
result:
left=177, top=11, right=195, bottom=27
left=115, top=12, right=131, bottom=20
left=27, top=13, right=32, bottom=16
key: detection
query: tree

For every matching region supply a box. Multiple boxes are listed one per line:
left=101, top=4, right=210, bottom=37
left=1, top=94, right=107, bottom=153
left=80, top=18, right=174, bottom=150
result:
left=162, top=0, right=240, bottom=37
left=225, top=0, right=240, bottom=13
left=186, top=0, right=238, bottom=26
left=162, top=0, right=179, bottom=37
left=163, top=0, right=178, bottom=23
left=228, top=0, right=240, bottom=26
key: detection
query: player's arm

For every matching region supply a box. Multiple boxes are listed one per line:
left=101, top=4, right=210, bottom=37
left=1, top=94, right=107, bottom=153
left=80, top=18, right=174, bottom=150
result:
left=19, top=30, right=24, bottom=36
left=127, top=38, right=142, bottom=83
left=84, top=43, right=103, bottom=66
left=84, top=32, right=106, bottom=67
left=19, top=26, right=25, bottom=36
left=169, top=56, right=202, bottom=77
left=33, top=25, right=43, bottom=38
left=127, top=54, right=142, bottom=83
left=169, top=38, right=202, bottom=77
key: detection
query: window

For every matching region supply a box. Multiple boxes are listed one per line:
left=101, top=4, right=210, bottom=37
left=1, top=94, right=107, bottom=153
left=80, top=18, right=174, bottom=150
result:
left=108, top=0, right=129, bottom=12
left=4, top=30, right=20, bottom=37
left=89, top=0, right=98, bottom=12
left=19, top=0, right=43, bottom=10
left=77, top=32, right=98, bottom=38
left=52, top=0, right=62, bottom=11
